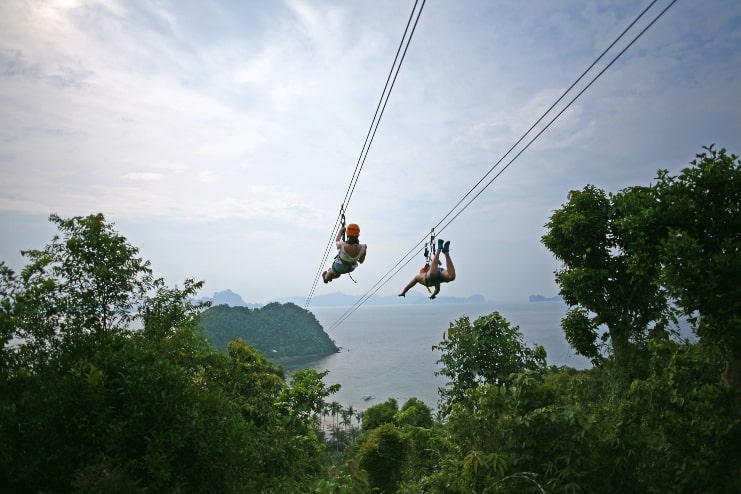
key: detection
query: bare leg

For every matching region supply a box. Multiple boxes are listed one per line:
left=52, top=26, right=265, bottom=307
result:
left=442, top=252, right=456, bottom=281
left=324, top=268, right=338, bottom=282
left=430, top=248, right=442, bottom=269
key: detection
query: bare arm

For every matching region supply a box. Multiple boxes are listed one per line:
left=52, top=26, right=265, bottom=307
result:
left=335, top=227, right=345, bottom=249
left=429, top=284, right=441, bottom=299
left=399, top=276, right=418, bottom=297
left=359, top=245, right=367, bottom=264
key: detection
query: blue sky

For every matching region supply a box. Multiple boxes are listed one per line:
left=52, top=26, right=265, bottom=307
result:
left=1, top=0, right=740, bottom=305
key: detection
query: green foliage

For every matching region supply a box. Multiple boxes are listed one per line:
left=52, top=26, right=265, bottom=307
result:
left=433, top=346, right=739, bottom=493
left=200, top=302, right=339, bottom=358
left=434, top=312, right=547, bottom=417
left=560, top=306, right=601, bottom=362
left=395, top=397, right=433, bottom=429
left=280, top=368, right=341, bottom=420
left=0, top=261, right=18, bottom=376
left=649, top=146, right=741, bottom=394
left=543, top=145, right=741, bottom=399
left=542, top=185, right=677, bottom=367
left=2, top=329, right=252, bottom=492
left=361, top=397, right=398, bottom=432
left=356, top=423, right=407, bottom=494
left=652, top=146, right=741, bottom=330
left=313, top=459, right=372, bottom=494
left=0, top=213, right=332, bottom=493
left=9, top=214, right=157, bottom=367
left=617, top=339, right=739, bottom=492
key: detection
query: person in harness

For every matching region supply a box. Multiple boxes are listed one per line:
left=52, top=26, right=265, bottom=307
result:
left=398, top=238, right=456, bottom=299
left=322, top=223, right=367, bottom=283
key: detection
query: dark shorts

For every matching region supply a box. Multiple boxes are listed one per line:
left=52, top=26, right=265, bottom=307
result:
left=332, top=258, right=356, bottom=274
left=425, top=267, right=444, bottom=284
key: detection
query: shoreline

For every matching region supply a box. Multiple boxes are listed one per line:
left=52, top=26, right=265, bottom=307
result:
left=268, top=350, right=339, bottom=365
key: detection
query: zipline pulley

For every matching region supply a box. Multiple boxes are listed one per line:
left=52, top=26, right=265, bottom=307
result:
left=424, top=228, right=436, bottom=270
left=340, top=206, right=346, bottom=242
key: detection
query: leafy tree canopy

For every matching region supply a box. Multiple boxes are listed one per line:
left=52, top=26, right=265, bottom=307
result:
left=434, top=312, right=546, bottom=417
left=0, top=214, right=333, bottom=493
left=543, top=145, right=741, bottom=396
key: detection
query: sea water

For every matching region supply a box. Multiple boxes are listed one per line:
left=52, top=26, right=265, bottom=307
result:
left=285, top=301, right=590, bottom=412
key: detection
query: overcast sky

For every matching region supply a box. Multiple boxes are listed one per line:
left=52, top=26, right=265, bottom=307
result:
left=1, top=0, right=740, bottom=306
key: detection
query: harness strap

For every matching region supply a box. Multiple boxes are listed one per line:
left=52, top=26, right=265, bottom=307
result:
left=419, top=227, right=435, bottom=293
left=340, top=206, right=346, bottom=242
left=333, top=254, right=358, bottom=283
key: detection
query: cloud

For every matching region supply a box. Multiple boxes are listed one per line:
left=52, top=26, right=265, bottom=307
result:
left=1, top=0, right=740, bottom=303
left=123, top=172, right=163, bottom=181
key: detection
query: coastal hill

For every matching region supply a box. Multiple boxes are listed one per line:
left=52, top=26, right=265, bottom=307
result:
left=528, top=294, right=563, bottom=302
left=200, top=302, right=339, bottom=359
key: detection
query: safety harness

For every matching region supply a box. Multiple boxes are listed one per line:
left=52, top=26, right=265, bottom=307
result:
left=421, top=228, right=436, bottom=293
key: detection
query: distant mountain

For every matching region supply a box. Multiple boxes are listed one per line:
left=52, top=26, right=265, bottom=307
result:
left=199, top=302, right=339, bottom=359
left=528, top=294, right=563, bottom=302
left=201, top=289, right=262, bottom=309
left=273, top=291, right=487, bottom=307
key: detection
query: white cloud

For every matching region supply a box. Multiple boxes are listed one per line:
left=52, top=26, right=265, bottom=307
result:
left=1, top=0, right=740, bottom=304
left=123, top=172, right=163, bottom=181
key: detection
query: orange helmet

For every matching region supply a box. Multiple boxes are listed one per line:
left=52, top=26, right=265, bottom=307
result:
left=346, top=223, right=360, bottom=237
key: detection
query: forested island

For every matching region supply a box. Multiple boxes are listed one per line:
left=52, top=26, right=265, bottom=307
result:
left=200, top=302, right=339, bottom=359
left=528, top=294, right=563, bottom=302
left=0, top=147, right=739, bottom=493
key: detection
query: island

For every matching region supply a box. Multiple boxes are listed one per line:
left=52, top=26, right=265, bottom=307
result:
left=528, top=294, right=563, bottom=302
left=199, top=302, right=339, bottom=360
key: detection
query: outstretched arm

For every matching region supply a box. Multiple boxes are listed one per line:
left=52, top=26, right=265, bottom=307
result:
left=399, top=277, right=418, bottom=297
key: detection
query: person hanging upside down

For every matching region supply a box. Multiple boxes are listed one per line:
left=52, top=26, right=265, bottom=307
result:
left=399, top=238, right=456, bottom=300
left=323, top=223, right=367, bottom=283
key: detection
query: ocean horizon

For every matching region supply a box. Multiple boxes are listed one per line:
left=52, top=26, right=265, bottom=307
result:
left=285, top=300, right=590, bottom=412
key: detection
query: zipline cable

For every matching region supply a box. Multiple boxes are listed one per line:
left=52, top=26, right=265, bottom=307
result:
left=306, top=0, right=427, bottom=307
left=434, top=0, right=679, bottom=236
left=342, top=0, right=427, bottom=213
left=427, top=0, right=662, bottom=237
left=324, top=0, right=679, bottom=331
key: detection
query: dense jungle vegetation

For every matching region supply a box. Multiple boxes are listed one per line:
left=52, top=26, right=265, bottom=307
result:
left=0, top=146, right=738, bottom=493
left=200, top=303, right=339, bottom=358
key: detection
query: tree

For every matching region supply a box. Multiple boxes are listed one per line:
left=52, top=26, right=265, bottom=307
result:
left=544, top=145, right=741, bottom=399
left=434, top=312, right=546, bottom=416
left=649, top=146, right=741, bottom=396
left=395, top=397, right=433, bottom=429
left=279, top=368, right=341, bottom=421
left=0, top=261, right=19, bottom=376
left=542, top=185, right=677, bottom=368
left=9, top=214, right=157, bottom=366
left=361, top=398, right=398, bottom=432
left=356, top=423, right=407, bottom=494
left=0, top=213, right=331, bottom=493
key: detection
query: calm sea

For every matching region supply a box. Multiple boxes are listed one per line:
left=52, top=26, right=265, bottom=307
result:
left=285, top=301, right=590, bottom=412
